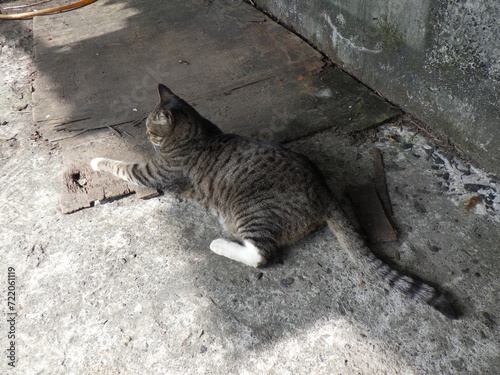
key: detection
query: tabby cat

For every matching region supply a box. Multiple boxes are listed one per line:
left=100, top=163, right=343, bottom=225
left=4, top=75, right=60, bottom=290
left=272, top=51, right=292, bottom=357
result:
left=91, top=84, right=459, bottom=319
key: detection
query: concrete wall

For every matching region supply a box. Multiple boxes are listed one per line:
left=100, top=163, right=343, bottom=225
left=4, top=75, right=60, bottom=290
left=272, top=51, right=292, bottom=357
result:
left=252, top=0, right=499, bottom=175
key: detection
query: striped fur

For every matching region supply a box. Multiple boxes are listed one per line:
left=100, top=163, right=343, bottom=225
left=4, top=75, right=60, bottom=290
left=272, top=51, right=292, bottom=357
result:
left=91, top=84, right=459, bottom=319
left=327, top=210, right=459, bottom=319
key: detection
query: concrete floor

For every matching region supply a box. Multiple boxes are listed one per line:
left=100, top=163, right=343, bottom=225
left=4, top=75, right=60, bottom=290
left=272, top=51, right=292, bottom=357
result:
left=1, top=8, right=499, bottom=375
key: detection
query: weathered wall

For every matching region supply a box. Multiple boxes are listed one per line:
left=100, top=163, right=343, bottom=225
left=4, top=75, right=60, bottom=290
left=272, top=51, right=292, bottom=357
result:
left=252, top=0, right=499, bottom=174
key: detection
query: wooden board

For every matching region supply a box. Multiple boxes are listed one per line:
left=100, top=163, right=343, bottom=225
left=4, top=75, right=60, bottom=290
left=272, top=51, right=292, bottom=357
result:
left=347, top=184, right=397, bottom=243
left=32, top=0, right=401, bottom=213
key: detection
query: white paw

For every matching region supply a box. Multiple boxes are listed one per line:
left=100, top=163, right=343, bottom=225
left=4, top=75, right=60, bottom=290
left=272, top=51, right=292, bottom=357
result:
left=209, top=238, right=230, bottom=256
left=209, top=238, right=264, bottom=268
left=90, top=157, right=105, bottom=171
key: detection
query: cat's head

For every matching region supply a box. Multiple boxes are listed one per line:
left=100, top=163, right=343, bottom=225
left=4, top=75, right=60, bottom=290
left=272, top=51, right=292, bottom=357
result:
left=147, top=84, right=222, bottom=148
left=145, top=84, right=189, bottom=147
left=146, top=84, right=222, bottom=148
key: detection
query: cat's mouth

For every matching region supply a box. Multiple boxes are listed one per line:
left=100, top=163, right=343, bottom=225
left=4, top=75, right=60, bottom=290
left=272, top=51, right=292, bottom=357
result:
left=149, top=138, right=162, bottom=146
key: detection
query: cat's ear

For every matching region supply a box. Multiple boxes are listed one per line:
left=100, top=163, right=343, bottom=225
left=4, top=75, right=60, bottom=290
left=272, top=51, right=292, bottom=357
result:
left=158, top=84, right=175, bottom=102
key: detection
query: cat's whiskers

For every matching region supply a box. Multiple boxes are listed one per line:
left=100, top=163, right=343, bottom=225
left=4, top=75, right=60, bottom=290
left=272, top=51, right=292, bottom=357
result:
left=152, top=143, right=160, bottom=154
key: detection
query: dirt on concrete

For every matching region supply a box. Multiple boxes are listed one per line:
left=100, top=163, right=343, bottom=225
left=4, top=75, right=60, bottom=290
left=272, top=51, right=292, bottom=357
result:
left=1, top=3, right=499, bottom=375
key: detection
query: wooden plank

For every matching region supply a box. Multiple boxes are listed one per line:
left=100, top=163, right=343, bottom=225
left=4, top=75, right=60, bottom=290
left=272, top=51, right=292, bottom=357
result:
left=371, top=148, right=393, bottom=217
left=32, top=0, right=324, bottom=141
left=32, top=0, right=401, bottom=212
left=347, top=184, right=397, bottom=243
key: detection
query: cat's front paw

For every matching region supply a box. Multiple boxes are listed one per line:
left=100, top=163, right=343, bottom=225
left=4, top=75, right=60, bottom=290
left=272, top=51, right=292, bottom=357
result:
left=90, top=157, right=105, bottom=171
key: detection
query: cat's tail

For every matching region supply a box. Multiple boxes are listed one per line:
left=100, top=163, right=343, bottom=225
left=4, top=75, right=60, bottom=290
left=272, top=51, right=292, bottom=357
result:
left=326, top=209, right=460, bottom=319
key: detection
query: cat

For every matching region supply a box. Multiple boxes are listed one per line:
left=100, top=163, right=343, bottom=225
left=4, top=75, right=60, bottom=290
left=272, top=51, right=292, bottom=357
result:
left=90, top=83, right=459, bottom=319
